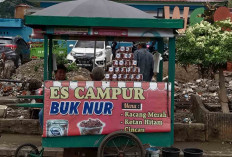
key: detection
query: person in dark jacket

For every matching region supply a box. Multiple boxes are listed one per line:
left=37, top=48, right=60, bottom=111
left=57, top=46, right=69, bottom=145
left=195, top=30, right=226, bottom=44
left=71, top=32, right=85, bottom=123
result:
left=134, top=42, right=154, bottom=82
left=111, top=41, right=117, bottom=59
left=148, top=41, right=156, bottom=53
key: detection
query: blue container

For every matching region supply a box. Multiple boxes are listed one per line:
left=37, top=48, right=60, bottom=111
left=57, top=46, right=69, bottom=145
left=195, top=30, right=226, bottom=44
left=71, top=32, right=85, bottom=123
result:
left=146, top=147, right=160, bottom=157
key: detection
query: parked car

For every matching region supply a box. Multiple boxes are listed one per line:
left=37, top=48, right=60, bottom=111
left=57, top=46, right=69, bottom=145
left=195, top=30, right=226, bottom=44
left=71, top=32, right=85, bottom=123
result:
left=67, top=40, right=112, bottom=70
left=0, top=36, right=30, bottom=67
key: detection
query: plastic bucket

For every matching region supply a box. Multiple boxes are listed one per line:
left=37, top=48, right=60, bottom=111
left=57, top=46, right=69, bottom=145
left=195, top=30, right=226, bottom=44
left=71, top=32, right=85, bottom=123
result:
left=183, top=148, right=203, bottom=157
left=146, top=147, right=160, bottom=157
left=162, top=147, right=180, bottom=157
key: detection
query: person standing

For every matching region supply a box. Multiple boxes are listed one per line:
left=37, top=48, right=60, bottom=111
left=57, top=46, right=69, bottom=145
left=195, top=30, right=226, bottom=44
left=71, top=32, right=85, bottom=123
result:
left=134, top=42, right=154, bottom=82
left=132, top=41, right=137, bottom=53
left=111, top=41, right=117, bottom=59
left=148, top=41, right=156, bottom=53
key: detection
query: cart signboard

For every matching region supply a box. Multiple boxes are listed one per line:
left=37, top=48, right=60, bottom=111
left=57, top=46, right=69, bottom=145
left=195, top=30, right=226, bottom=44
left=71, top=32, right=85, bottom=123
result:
left=54, top=28, right=89, bottom=35
left=43, top=81, right=171, bottom=137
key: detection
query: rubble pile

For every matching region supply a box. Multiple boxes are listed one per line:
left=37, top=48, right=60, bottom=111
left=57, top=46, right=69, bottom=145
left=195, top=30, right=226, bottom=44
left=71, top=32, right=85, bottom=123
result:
left=11, top=59, right=44, bottom=82
left=66, top=67, right=91, bottom=81
left=6, top=107, right=30, bottom=119
left=174, top=72, right=232, bottom=106
left=11, top=59, right=91, bottom=81
left=0, top=82, right=25, bottom=97
left=1, top=60, right=231, bottom=122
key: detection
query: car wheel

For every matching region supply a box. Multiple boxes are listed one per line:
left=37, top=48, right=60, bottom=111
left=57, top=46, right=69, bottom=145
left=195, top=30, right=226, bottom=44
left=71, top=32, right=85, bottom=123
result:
left=18, top=57, right=22, bottom=66
left=15, top=57, right=22, bottom=68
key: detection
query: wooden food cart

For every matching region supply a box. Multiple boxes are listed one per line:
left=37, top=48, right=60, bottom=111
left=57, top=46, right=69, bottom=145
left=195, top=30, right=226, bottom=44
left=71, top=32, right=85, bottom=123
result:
left=15, top=0, right=183, bottom=156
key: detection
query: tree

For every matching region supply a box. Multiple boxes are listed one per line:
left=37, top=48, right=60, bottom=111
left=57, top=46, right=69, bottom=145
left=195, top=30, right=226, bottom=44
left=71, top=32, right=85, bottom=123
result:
left=228, top=0, right=232, bottom=7
left=176, top=19, right=232, bottom=113
left=0, top=0, right=38, bottom=18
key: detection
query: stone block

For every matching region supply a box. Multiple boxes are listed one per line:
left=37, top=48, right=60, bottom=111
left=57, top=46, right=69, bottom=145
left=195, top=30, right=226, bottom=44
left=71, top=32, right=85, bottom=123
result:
left=191, top=95, right=232, bottom=141
left=174, top=123, right=206, bottom=142
left=0, top=119, right=41, bottom=135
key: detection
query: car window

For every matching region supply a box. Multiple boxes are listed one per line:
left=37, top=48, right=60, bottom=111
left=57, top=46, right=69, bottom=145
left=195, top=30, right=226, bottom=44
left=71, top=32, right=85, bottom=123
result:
left=17, top=39, right=29, bottom=49
left=75, top=41, right=104, bottom=49
left=21, top=40, right=29, bottom=49
left=0, top=38, right=13, bottom=44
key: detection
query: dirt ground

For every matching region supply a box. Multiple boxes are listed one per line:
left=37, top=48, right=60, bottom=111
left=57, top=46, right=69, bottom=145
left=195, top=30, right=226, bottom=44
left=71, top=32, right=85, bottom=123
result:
left=163, top=61, right=199, bottom=83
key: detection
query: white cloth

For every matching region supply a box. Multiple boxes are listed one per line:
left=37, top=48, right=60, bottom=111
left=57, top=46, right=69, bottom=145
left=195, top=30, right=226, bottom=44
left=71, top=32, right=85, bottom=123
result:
left=153, top=52, right=162, bottom=73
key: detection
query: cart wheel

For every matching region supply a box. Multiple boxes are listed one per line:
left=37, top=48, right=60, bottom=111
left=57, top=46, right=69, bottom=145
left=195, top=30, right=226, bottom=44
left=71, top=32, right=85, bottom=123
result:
left=98, top=131, right=145, bottom=157
left=15, top=143, right=39, bottom=157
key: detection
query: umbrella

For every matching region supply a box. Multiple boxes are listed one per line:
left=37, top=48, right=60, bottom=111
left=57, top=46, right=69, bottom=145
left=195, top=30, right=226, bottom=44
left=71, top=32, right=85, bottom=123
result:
left=33, top=0, right=155, bottom=19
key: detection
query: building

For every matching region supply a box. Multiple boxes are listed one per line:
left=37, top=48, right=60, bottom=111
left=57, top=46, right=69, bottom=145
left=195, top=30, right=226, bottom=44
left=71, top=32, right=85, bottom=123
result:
left=28, top=0, right=228, bottom=18
left=0, top=18, right=32, bottom=42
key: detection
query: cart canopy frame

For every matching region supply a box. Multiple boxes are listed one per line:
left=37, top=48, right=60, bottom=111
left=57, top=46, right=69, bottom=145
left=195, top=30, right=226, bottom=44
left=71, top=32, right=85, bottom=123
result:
left=23, top=0, right=183, bottom=148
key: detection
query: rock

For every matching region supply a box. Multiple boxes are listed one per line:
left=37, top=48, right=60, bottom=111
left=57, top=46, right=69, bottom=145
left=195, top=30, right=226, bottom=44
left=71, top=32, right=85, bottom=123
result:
left=204, top=103, right=221, bottom=112
left=163, top=76, right=168, bottom=82
left=196, top=79, right=202, bottom=83
left=229, top=81, right=232, bottom=87
left=225, top=77, right=232, bottom=83
left=175, top=81, right=178, bottom=86
left=209, top=93, right=217, bottom=97
left=196, top=87, right=207, bottom=93
left=186, top=88, right=193, bottom=93
left=175, top=86, right=181, bottom=92
left=190, top=85, right=197, bottom=89
left=208, top=86, right=218, bottom=93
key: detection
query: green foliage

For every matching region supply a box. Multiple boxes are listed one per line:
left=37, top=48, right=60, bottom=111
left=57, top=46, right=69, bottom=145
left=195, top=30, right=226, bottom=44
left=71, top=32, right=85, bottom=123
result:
left=228, top=0, right=232, bottom=7
left=34, top=64, right=39, bottom=72
left=177, top=20, right=232, bottom=71
left=33, top=62, right=43, bottom=72
left=67, top=62, right=78, bottom=72
left=54, top=52, right=68, bottom=65
left=0, top=0, right=38, bottom=18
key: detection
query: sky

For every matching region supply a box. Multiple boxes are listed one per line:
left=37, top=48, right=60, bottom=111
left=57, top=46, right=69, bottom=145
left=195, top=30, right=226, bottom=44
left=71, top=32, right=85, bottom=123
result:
left=0, top=0, right=5, bottom=2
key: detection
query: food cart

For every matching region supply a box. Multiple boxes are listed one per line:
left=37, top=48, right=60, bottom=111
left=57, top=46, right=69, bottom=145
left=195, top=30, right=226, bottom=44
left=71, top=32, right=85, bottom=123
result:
left=15, top=0, right=183, bottom=156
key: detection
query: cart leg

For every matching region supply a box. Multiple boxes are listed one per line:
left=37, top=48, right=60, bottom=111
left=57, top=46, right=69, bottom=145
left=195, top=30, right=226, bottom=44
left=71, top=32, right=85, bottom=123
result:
left=98, top=131, right=145, bottom=157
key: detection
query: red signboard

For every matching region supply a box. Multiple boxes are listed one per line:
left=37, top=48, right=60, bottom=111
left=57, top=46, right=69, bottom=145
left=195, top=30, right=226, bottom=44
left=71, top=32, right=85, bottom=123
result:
left=92, top=28, right=128, bottom=36
left=54, top=28, right=88, bottom=35
left=43, top=81, right=171, bottom=137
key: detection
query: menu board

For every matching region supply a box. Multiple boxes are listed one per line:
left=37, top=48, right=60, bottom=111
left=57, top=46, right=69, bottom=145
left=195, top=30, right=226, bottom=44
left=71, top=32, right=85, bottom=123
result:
left=43, top=81, right=171, bottom=137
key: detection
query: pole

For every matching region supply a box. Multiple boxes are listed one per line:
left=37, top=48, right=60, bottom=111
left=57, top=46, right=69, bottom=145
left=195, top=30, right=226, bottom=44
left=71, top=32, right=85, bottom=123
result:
left=48, top=36, right=53, bottom=80
left=44, top=35, right=48, bottom=81
left=157, top=38, right=164, bottom=82
left=93, top=40, right=97, bottom=69
left=168, top=37, right=176, bottom=145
